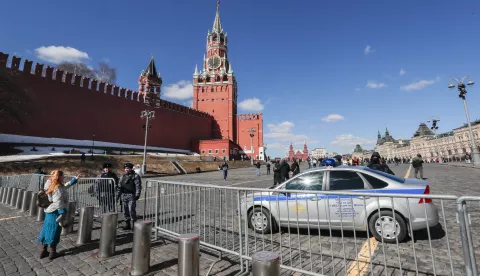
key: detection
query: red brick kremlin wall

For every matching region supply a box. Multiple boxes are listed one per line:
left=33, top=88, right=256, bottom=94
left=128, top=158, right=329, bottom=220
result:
left=0, top=53, right=213, bottom=151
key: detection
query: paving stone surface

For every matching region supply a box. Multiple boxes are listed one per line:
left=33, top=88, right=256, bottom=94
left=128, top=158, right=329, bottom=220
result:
left=1, top=163, right=479, bottom=275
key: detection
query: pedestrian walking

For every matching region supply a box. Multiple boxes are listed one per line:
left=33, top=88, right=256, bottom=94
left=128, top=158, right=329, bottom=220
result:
left=37, top=171, right=80, bottom=260
left=220, top=161, right=228, bottom=181
left=367, top=152, right=395, bottom=175
left=273, top=161, right=282, bottom=186
left=80, top=153, right=86, bottom=163
left=266, top=162, right=271, bottom=175
left=117, top=163, right=142, bottom=231
left=34, top=167, right=47, bottom=175
left=95, top=163, right=119, bottom=213
left=255, top=161, right=261, bottom=176
left=313, top=159, right=317, bottom=167
left=280, top=159, right=291, bottom=182
left=307, top=158, right=312, bottom=169
left=412, top=154, right=424, bottom=179
left=291, top=158, right=300, bottom=176
left=353, top=157, right=359, bottom=166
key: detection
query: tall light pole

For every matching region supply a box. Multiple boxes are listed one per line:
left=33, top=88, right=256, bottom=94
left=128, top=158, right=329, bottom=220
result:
left=448, top=76, right=480, bottom=165
left=141, top=110, right=155, bottom=174
left=427, top=117, right=440, bottom=160
left=248, top=128, right=256, bottom=165
left=264, top=143, right=267, bottom=161
left=91, top=134, right=95, bottom=160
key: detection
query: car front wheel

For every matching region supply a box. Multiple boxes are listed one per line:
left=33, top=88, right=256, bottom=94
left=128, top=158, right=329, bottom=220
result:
left=248, top=207, right=275, bottom=234
left=369, top=210, right=407, bottom=243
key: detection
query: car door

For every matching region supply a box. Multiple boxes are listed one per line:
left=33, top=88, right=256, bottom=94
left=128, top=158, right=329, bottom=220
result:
left=277, top=171, right=327, bottom=227
left=326, top=170, right=376, bottom=228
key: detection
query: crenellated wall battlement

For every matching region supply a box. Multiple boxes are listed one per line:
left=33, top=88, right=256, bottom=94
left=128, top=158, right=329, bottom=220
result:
left=0, top=52, right=212, bottom=119
left=236, top=113, right=262, bottom=121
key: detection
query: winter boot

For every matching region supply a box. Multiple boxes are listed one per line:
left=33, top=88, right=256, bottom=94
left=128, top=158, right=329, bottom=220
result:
left=39, top=245, right=49, bottom=259
left=123, top=220, right=132, bottom=231
left=49, top=246, right=60, bottom=260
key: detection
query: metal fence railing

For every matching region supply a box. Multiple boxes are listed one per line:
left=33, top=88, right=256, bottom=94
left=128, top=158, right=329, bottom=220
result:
left=456, top=196, right=480, bottom=276
left=0, top=174, right=117, bottom=218
left=142, top=179, right=478, bottom=276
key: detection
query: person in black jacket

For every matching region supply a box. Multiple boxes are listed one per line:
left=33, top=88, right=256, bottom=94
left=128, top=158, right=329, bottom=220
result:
left=290, top=158, right=300, bottom=176
left=367, top=152, right=395, bottom=175
left=273, top=161, right=282, bottom=186
left=95, top=163, right=119, bottom=213
left=280, top=159, right=291, bottom=182
left=117, top=163, right=142, bottom=230
left=266, top=162, right=271, bottom=175
left=255, top=161, right=261, bottom=176
left=220, top=161, right=229, bottom=181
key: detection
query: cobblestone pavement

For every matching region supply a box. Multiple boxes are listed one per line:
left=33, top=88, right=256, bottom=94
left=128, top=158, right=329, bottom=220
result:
left=1, top=164, right=479, bottom=275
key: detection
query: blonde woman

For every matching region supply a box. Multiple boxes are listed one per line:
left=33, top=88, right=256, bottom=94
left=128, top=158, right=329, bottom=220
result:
left=37, top=170, right=80, bottom=260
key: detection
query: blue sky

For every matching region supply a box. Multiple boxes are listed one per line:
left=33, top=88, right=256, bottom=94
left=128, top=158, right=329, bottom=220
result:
left=2, top=0, right=480, bottom=157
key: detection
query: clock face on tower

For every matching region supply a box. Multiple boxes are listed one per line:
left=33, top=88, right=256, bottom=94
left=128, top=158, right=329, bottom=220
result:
left=208, top=55, right=221, bottom=69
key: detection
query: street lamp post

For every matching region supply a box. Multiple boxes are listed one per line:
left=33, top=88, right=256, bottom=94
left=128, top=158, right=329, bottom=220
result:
left=448, top=76, right=480, bottom=166
left=427, top=117, right=440, bottom=161
left=264, top=143, right=267, bottom=161
left=91, top=134, right=95, bottom=160
left=141, top=110, right=155, bottom=174
left=248, top=128, right=256, bottom=165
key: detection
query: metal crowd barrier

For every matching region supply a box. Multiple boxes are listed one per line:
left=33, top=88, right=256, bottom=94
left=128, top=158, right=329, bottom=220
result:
left=1, top=174, right=117, bottom=219
left=143, top=179, right=479, bottom=276
left=0, top=174, right=44, bottom=191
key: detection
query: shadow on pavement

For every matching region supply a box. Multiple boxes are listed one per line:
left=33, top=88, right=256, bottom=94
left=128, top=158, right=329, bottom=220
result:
left=282, top=222, right=446, bottom=242
left=412, top=223, right=446, bottom=241
left=61, top=232, right=134, bottom=256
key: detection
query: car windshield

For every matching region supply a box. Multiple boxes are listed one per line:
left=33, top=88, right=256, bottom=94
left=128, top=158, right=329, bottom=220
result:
left=364, top=167, right=406, bottom=183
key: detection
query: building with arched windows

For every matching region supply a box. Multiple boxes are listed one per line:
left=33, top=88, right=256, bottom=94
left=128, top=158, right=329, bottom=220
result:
left=374, top=122, right=480, bottom=161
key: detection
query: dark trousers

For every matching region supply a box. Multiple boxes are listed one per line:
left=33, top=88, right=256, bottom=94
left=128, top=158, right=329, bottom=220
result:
left=267, top=168, right=271, bottom=175
left=223, top=170, right=228, bottom=180
left=121, top=193, right=137, bottom=223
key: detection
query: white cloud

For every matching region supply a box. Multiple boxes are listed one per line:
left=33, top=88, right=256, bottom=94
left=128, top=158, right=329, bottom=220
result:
left=163, top=80, right=193, bottom=100
left=399, top=68, right=406, bottom=76
left=35, top=46, right=89, bottom=64
left=267, top=143, right=289, bottom=150
left=364, top=45, right=375, bottom=55
left=184, top=100, right=193, bottom=108
left=265, top=121, right=310, bottom=143
left=321, top=114, right=345, bottom=123
left=330, top=134, right=376, bottom=150
left=400, top=77, right=440, bottom=91
left=238, top=98, right=264, bottom=112
left=366, top=81, right=387, bottom=89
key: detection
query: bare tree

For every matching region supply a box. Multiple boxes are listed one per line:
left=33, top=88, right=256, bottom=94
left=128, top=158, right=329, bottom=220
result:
left=57, top=62, right=116, bottom=84
left=57, top=62, right=94, bottom=78
left=0, top=67, right=34, bottom=123
left=94, top=62, right=116, bottom=83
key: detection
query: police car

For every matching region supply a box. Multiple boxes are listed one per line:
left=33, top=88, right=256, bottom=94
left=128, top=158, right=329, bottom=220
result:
left=240, top=165, right=439, bottom=243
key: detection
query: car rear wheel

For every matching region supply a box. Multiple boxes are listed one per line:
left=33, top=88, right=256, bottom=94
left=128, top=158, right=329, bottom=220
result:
left=369, top=210, right=407, bottom=243
left=248, top=207, right=276, bottom=234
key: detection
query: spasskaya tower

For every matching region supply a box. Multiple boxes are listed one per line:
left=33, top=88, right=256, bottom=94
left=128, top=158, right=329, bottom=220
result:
left=193, top=1, right=237, bottom=141
left=192, top=2, right=263, bottom=161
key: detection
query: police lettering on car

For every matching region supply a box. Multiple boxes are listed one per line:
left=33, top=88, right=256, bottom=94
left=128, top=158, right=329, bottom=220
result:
left=117, top=162, right=142, bottom=231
